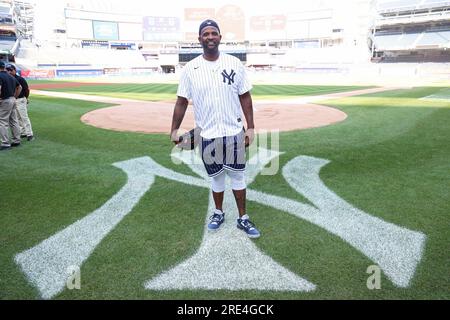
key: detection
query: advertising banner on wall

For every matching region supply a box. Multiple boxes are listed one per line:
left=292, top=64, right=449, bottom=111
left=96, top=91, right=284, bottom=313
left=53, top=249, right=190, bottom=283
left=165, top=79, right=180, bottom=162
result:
left=110, top=42, right=136, bottom=50
left=250, top=15, right=286, bottom=31
left=56, top=69, right=104, bottom=77
left=81, top=40, right=109, bottom=48
left=249, top=14, right=287, bottom=41
left=143, top=16, right=181, bottom=41
left=21, top=69, right=55, bottom=79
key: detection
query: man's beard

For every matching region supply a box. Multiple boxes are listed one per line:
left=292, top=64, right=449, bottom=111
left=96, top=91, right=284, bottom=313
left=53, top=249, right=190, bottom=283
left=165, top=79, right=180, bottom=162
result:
left=202, top=41, right=219, bottom=54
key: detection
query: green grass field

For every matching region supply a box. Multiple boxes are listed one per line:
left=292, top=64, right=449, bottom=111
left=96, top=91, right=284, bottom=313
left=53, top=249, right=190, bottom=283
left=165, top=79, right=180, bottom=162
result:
left=1, top=82, right=449, bottom=300
left=39, top=82, right=372, bottom=101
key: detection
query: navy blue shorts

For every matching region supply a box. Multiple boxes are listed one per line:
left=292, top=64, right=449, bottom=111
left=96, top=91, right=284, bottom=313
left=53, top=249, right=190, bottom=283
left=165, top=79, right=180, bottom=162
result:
left=200, top=130, right=246, bottom=177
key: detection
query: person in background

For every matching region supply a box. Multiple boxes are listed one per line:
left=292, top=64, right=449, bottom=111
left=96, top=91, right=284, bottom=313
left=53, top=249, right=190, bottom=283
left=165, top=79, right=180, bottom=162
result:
left=0, top=61, right=22, bottom=151
left=7, top=64, right=34, bottom=141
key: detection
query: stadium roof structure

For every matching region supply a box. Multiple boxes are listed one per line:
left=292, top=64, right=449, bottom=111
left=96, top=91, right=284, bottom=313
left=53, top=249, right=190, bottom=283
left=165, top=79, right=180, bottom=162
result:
left=377, top=0, right=450, bottom=16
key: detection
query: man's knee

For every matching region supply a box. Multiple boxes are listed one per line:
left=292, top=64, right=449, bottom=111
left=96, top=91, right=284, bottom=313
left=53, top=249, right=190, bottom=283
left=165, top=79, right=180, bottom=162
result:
left=211, top=171, right=226, bottom=193
left=227, top=170, right=246, bottom=191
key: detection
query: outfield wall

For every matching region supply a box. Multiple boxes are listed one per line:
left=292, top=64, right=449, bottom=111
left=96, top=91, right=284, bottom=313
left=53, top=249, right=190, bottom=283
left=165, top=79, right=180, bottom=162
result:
left=20, top=62, right=450, bottom=87
left=248, top=63, right=450, bottom=86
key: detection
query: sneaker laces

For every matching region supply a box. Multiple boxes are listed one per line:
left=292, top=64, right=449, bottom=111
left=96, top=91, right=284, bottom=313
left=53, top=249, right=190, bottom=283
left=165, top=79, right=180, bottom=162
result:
left=240, top=219, right=255, bottom=230
left=209, top=213, right=223, bottom=223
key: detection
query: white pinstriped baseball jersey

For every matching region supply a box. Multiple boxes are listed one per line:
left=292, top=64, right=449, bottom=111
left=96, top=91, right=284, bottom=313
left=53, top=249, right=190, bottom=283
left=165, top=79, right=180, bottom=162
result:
left=177, top=53, right=252, bottom=139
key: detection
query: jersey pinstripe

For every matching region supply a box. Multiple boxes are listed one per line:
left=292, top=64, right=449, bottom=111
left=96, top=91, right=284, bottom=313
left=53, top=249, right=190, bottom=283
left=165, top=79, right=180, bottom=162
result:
left=177, top=53, right=252, bottom=139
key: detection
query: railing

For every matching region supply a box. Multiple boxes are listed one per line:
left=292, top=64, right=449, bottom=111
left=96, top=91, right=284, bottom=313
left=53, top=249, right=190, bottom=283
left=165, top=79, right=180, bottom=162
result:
left=376, top=10, right=450, bottom=26
left=377, top=0, right=450, bottom=15
left=374, top=30, right=450, bottom=50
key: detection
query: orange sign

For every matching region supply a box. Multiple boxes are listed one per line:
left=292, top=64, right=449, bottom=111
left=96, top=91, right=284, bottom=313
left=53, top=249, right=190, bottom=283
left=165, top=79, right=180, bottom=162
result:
left=216, top=5, right=245, bottom=41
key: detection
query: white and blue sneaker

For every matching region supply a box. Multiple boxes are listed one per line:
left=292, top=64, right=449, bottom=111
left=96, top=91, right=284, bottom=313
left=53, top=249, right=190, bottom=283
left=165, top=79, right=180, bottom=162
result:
left=208, top=211, right=225, bottom=231
left=237, top=215, right=260, bottom=238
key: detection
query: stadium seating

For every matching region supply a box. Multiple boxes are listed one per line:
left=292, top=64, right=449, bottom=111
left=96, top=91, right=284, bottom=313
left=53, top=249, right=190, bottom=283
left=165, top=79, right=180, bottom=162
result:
left=417, top=30, right=450, bottom=46
left=372, top=0, right=450, bottom=62
left=16, top=41, right=153, bottom=69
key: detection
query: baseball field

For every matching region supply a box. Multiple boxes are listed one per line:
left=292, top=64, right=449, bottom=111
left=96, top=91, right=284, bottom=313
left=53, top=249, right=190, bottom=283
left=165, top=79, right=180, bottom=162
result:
left=0, top=80, right=449, bottom=300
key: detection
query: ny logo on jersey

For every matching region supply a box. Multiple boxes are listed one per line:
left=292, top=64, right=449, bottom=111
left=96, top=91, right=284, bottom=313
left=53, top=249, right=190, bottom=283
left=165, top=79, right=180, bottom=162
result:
left=222, top=69, right=236, bottom=85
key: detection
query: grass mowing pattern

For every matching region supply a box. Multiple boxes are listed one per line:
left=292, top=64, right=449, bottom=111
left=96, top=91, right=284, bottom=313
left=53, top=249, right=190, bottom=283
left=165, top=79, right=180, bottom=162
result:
left=37, top=82, right=372, bottom=101
left=1, top=83, right=449, bottom=299
left=421, top=87, right=450, bottom=100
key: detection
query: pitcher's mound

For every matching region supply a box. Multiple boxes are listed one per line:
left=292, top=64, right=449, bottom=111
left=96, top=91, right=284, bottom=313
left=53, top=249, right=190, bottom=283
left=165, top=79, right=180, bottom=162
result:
left=81, top=100, right=347, bottom=134
left=36, top=87, right=399, bottom=134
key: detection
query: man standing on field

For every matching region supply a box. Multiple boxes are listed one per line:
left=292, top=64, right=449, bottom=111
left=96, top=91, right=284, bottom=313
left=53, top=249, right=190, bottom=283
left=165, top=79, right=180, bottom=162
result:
left=170, top=19, right=261, bottom=238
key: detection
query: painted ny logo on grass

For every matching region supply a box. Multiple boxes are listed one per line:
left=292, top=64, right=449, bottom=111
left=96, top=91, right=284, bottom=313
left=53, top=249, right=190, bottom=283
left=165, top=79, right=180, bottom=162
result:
left=14, top=148, right=426, bottom=299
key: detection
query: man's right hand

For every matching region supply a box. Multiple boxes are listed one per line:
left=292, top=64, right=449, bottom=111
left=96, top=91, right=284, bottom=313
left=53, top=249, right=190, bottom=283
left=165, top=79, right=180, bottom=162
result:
left=170, top=130, right=180, bottom=145
left=170, top=96, right=189, bottom=145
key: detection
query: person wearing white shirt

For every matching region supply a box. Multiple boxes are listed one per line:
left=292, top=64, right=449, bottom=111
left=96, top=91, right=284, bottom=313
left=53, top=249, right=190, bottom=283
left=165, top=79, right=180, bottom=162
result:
left=170, top=19, right=260, bottom=238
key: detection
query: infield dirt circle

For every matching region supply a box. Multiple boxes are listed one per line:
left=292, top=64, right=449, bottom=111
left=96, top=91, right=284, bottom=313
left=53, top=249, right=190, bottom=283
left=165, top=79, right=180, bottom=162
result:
left=31, top=84, right=395, bottom=134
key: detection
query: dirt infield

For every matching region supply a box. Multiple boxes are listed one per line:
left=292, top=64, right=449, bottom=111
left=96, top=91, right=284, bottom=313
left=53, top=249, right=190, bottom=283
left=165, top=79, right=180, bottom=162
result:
left=32, top=86, right=397, bottom=134
left=29, top=82, right=105, bottom=90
